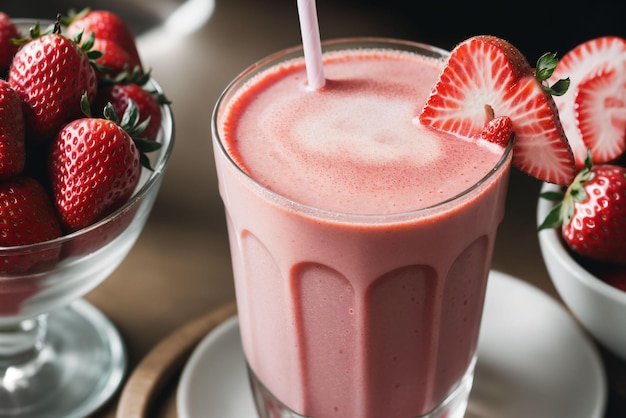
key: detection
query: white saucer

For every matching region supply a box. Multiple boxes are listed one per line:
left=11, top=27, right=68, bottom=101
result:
left=177, top=271, right=607, bottom=418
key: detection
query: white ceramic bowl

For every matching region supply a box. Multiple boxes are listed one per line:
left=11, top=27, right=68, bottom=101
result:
left=537, top=182, right=626, bottom=361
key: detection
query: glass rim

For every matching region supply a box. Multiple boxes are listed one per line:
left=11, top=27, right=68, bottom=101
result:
left=212, top=36, right=514, bottom=224
left=1, top=17, right=176, bottom=252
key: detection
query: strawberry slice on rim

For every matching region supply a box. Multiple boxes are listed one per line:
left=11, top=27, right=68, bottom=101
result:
left=419, top=35, right=576, bottom=186
left=549, top=36, right=626, bottom=169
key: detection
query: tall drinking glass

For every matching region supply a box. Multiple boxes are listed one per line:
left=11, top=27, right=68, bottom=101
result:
left=212, top=38, right=512, bottom=418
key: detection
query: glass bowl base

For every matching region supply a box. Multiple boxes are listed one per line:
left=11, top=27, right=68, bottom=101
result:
left=0, top=299, right=126, bottom=417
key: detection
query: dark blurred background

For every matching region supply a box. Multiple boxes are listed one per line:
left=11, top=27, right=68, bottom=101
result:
left=344, top=0, right=626, bottom=60
left=6, top=0, right=626, bottom=60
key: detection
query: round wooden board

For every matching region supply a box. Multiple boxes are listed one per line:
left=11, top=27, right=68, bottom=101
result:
left=116, top=300, right=238, bottom=418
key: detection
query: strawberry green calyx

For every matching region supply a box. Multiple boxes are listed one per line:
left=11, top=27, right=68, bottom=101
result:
left=11, top=21, right=53, bottom=47
left=98, top=67, right=172, bottom=106
left=119, top=101, right=162, bottom=171
left=99, top=63, right=150, bottom=86
left=76, top=30, right=103, bottom=61
left=538, top=149, right=594, bottom=231
left=80, top=93, right=162, bottom=170
left=535, top=52, right=570, bottom=96
left=69, top=29, right=108, bottom=75
left=12, top=14, right=105, bottom=70
left=59, top=7, right=91, bottom=27
left=63, top=9, right=144, bottom=81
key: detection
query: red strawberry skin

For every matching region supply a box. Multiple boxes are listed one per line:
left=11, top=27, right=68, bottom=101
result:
left=480, top=115, right=513, bottom=146
left=8, top=33, right=97, bottom=141
left=94, top=83, right=162, bottom=141
left=0, top=12, right=19, bottom=74
left=93, top=38, right=142, bottom=80
left=562, top=165, right=626, bottom=265
left=600, top=269, right=626, bottom=292
left=420, top=35, right=575, bottom=186
left=48, top=117, right=141, bottom=231
left=0, top=176, right=62, bottom=274
left=65, top=10, right=142, bottom=69
left=0, top=79, right=25, bottom=179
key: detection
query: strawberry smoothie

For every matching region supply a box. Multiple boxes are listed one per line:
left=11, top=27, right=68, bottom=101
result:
left=213, top=39, right=512, bottom=418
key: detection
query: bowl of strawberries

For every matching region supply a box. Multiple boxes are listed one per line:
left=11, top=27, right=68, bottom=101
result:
left=0, top=10, right=174, bottom=418
left=537, top=161, right=626, bottom=362
left=537, top=36, right=626, bottom=362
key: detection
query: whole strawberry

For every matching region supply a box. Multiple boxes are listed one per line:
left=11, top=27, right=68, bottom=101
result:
left=63, top=9, right=142, bottom=73
left=0, top=12, right=19, bottom=75
left=0, top=79, right=25, bottom=179
left=48, top=98, right=158, bottom=231
left=94, top=79, right=168, bottom=142
left=540, top=152, right=626, bottom=265
left=8, top=21, right=97, bottom=141
left=0, top=176, right=62, bottom=273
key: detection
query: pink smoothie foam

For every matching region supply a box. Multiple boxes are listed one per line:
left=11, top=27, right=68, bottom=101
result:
left=215, top=46, right=511, bottom=417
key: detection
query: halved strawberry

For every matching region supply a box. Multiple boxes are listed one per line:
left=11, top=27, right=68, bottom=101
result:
left=419, top=35, right=575, bottom=186
left=575, top=65, right=626, bottom=164
left=550, top=36, right=626, bottom=169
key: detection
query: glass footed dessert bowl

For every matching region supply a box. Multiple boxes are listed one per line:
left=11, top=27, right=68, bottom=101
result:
left=0, top=19, right=175, bottom=418
left=537, top=182, right=626, bottom=362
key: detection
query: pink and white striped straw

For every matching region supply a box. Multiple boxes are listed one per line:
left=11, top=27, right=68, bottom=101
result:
left=297, top=0, right=326, bottom=90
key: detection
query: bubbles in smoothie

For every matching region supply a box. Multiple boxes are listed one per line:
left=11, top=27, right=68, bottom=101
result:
left=290, top=93, right=441, bottom=166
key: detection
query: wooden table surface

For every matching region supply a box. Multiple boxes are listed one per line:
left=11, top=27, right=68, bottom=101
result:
left=67, top=0, right=626, bottom=416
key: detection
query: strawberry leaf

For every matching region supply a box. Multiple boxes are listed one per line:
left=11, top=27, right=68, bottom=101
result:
left=539, top=190, right=565, bottom=201
left=536, top=52, right=570, bottom=96
left=28, top=23, right=42, bottom=39
left=79, top=31, right=95, bottom=52
left=80, top=92, right=93, bottom=117
left=538, top=202, right=564, bottom=230
left=11, top=22, right=54, bottom=46
left=544, top=78, right=570, bottom=96
left=139, top=153, right=154, bottom=171
left=134, top=137, right=162, bottom=153
left=536, top=53, right=559, bottom=81
left=111, top=99, right=162, bottom=167
left=103, top=102, right=119, bottom=124
left=538, top=149, right=596, bottom=231
left=120, top=100, right=139, bottom=128
left=98, top=64, right=151, bottom=87
left=59, top=7, right=91, bottom=27
left=570, top=183, right=588, bottom=202
left=560, top=197, right=575, bottom=226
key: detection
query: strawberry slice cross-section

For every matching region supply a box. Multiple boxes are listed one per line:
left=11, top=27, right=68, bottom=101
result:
left=419, top=35, right=576, bottom=186
left=549, top=36, right=626, bottom=169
